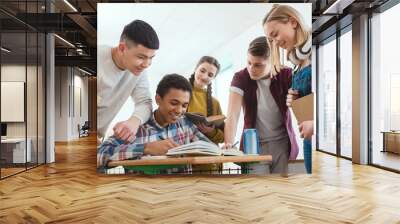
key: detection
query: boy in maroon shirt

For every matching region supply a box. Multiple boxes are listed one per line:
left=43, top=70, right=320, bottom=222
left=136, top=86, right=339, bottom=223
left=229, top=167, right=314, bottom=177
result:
left=224, top=36, right=299, bottom=174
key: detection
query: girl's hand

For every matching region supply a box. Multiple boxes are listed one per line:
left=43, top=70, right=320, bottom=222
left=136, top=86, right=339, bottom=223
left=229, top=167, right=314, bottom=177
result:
left=286, top=88, right=299, bottom=107
left=197, top=123, right=215, bottom=135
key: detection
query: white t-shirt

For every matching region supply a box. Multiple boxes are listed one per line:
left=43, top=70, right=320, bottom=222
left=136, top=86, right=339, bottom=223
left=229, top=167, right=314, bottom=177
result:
left=255, top=78, right=287, bottom=142
left=97, top=45, right=152, bottom=138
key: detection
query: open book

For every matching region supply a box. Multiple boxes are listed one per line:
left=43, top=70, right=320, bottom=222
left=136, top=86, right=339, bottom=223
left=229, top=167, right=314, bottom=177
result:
left=166, top=140, right=243, bottom=156
left=185, top=112, right=225, bottom=128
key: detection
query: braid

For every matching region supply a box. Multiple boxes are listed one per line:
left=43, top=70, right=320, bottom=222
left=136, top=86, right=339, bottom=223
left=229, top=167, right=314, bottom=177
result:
left=206, top=84, right=213, bottom=116
left=189, top=73, right=195, bottom=86
left=191, top=55, right=220, bottom=117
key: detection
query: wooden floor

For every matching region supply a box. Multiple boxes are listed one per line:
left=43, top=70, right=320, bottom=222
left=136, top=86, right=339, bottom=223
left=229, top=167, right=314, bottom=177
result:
left=1, top=164, right=45, bottom=178
left=1, top=167, right=26, bottom=177
left=1, top=135, right=400, bottom=223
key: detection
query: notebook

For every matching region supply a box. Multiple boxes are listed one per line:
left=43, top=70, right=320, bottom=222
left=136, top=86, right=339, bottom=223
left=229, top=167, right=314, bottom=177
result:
left=166, top=140, right=243, bottom=156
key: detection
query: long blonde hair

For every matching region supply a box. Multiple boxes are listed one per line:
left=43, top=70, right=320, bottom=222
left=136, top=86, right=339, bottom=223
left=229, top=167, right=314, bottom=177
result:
left=263, top=4, right=311, bottom=75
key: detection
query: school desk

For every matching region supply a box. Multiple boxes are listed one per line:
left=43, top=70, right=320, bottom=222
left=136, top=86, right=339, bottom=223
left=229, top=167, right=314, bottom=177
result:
left=107, top=155, right=273, bottom=175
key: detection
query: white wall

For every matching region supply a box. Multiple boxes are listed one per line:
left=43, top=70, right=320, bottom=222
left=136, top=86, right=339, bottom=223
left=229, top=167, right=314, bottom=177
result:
left=72, top=73, right=89, bottom=138
left=1, top=65, right=26, bottom=142
left=54, top=67, right=89, bottom=141
left=1, top=65, right=29, bottom=138
left=55, top=66, right=68, bottom=141
left=1, top=64, right=46, bottom=163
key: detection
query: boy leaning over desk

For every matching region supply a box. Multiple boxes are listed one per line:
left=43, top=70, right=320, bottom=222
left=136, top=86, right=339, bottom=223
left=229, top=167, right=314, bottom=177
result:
left=97, top=74, right=212, bottom=172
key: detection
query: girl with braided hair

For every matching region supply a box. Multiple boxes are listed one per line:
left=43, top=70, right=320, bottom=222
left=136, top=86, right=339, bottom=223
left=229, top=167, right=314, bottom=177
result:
left=187, top=56, right=225, bottom=145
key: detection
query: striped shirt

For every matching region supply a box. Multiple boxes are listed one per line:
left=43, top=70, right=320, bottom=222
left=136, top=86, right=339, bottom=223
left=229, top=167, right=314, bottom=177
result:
left=97, top=111, right=211, bottom=169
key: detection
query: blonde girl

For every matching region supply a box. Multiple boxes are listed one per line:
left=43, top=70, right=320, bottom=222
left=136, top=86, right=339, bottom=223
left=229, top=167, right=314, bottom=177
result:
left=263, top=4, right=313, bottom=173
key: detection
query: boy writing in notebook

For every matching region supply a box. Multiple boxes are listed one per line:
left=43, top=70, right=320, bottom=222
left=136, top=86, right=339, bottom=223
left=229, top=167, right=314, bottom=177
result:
left=97, top=74, right=211, bottom=170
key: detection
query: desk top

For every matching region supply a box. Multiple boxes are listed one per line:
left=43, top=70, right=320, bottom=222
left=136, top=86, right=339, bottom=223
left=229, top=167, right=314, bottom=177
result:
left=1, top=138, right=28, bottom=143
left=107, top=155, right=272, bottom=167
left=381, top=131, right=400, bottom=134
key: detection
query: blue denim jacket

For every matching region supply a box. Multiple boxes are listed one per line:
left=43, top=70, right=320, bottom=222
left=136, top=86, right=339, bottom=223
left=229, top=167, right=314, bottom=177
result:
left=291, top=65, right=312, bottom=97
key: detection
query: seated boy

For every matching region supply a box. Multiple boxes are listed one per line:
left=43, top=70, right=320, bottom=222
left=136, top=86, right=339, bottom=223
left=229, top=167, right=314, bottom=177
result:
left=97, top=74, right=212, bottom=171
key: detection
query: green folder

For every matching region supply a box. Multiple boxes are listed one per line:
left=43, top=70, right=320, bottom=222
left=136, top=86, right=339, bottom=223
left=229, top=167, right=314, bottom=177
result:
left=123, top=164, right=187, bottom=175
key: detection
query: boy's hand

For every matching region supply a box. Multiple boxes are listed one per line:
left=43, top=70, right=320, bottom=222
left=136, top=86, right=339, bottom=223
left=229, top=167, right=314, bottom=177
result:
left=113, top=116, right=141, bottom=143
left=286, top=89, right=299, bottom=107
left=144, top=139, right=178, bottom=155
left=221, top=142, right=233, bottom=149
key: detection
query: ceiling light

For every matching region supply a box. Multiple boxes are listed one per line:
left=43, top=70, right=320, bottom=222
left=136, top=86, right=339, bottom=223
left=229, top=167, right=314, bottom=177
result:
left=78, top=67, right=93, bottom=76
left=1, top=47, right=11, bottom=53
left=76, top=48, right=85, bottom=55
left=54, top=34, right=75, bottom=48
left=323, top=0, right=354, bottom=15
left=63, top=0, right=78, bottom=12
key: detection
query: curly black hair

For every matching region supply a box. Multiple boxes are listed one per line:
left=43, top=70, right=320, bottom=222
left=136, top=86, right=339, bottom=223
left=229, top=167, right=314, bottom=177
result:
left=157, top=74, right=192, bottom=98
